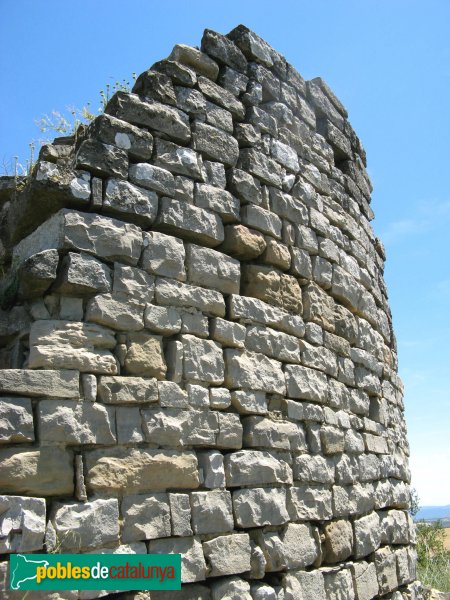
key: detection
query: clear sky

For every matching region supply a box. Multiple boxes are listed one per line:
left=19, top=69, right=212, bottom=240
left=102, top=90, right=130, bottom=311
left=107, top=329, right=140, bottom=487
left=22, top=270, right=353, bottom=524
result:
left=1, top=0, right=449, bottom=506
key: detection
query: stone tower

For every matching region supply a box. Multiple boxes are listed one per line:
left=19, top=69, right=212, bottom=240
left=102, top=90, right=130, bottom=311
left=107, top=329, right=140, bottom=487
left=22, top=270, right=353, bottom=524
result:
left=0, top=25, right=419, bottom=600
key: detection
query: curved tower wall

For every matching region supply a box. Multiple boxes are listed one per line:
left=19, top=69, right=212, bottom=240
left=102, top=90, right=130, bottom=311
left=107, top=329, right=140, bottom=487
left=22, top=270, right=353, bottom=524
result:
left=0, top=25, right=419, bottom=600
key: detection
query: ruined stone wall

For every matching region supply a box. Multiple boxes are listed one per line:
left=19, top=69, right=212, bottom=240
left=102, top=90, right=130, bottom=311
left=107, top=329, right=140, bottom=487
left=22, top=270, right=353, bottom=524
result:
left=0, top=25, right=420, bottom=600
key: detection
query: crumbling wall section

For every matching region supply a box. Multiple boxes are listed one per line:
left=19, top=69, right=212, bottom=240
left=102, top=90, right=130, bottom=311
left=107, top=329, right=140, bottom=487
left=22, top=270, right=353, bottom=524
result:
left=0, top=25, right=420, bottom=600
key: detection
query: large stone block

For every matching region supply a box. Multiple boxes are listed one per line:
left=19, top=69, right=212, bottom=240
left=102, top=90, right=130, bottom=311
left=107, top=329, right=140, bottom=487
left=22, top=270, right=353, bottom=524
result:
left=0, top=447, right=74, bottom=496
left=245, top=325, right=300, bottom=363
left=76, top=139, right=128, bottom=178
left=232, top=487, right=289, bottom=527
left=0, top=398, right=34, bottom=444
left=50, top=498, right=120, bottom=551
left=224, top=349, right=285, bottom=394
left=354, top=511, right=381, bottom=558
left=181, top=334, right=224, bottom=385
left=192, top=121, right=239, bottom=167
left=103, top=178, right=158, bottom=226
left=85, top=448, right=199, bottom=494
left=38, top=400, right=116, bottom=445
left=287, top=484, right=332, bottom=520
left=54, top=252, right=112, bottom=296
left=323, top=569, right=355, bottom=600
left=122, top=493, right=171, bottom=542
left=202, top=533, right=251, bottom=577
left=350, top=561, right=379, bottom=600
left=194, top=184, right=240, bottom=223
left=224, top=450, right=292, bottom=487
left=0, top=369, right=79, bottom=398
left=285, top=364, right=328, bottom=402
left=97, top=376, right=158, bottom=404
left=241, top=265, right=302, bottom=313
left=186, top=244, right=240, bottom=295
left=14, top=209, right=143, bottom=267
left=129, top=162, right=175, bottom=196
left=142, top=231, right=186, bottom=281
left=124, top=332, right=167, bottom=379
left=191, top=490, right=234, bottom=534
left=154, top=138, right=203, bottom=179
left=0, top=495, right=46, bottom=553
left=112, top=263, right=155, bottom=302
left=156, top=278, right=225, bottom=316
left=141, top=408, right=218, bottom=447
left=219, top=224, right=266, bottom=260
left=254, top=523, right=319, bottom=571
left=148, top=536, right=206, bottom=583
left=322, top=519, right=354, bottom=563
left=155, top=198, right=224, bottom=247
left=86, top=292, right=144, bottom=331
left=89, top=113, right=154, bottom=161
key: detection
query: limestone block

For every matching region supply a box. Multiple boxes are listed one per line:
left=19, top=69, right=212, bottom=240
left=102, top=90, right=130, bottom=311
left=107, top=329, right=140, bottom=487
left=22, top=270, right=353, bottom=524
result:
left=181, top=334, right=224, bottom=385
left=227, top=168, right=262, bottom=205
left=202, top=28, right=247, bottom=72
left=350, top=561, right=379, bottom=600
left=170, top=493, right=193, bottom=536
left=302, top=281, right=336, bottom=332
left=219, top=224, right=266, bottom=260
left=0, top=447, right=74, bottom=496
left=232, top=487, right=289, bottom=527
left=245, top=325, right=300, bottom=363
left=142, top=231, right=186, bottom=281
left=374, top=546, right=399, bottom=595
left=55, top=252, right=111, bottom=296
left=89, top=113, right=154, bottom=161
left=153, top=58, right=197, bottom=87
left=255, top=523, right=319, bottom=571
left=111, top=264, right=154, bottom=302
left=122, top=493, right=171, bottom=542
left=293, top=454, right=334, bottom=484
left=238, top=148, right=283, bottom=188
left=241, top=265, right=302, bottom=313
left=192, top=121, right=239, bottom=167
left=209, top=387, right=232, bottom=409
left=124, top=332, right=166, bottom=379
left=216, top=412, right=243, bottom=449
left=116, top=406, right=144, bottom=444
left=0, top=398, right=34, bottom=443
left=203, top=533, right=251, bottom=576
left=224, top=348, right=285, bottom=394
left=191, top=490, right=234, bottom=534
left=363, top=432, right=388, bottom=454
left=320, top=426, right=345, bottom=454
left=18, top=249, right=59, bottom=298
left=144, top=305, right=182, bottom=335
left=86, top=292, right=144, bottom=331
left=76, top=139, right=128, bottom=178
left=106, top=92, right=191, bottom=143
left=379, top=509, right=409, bottom=544
left=51, top=498, right=119, bottom=551
left=224, top=450, right=292, bottom=487
left=197, top=75, right=245, bottom=119
left=187, top=384, right=210, bottom=409
left=38, top=400, right=116, bottom=445
left=210, top=576, right=252, bottom=600
left=285, top=364, right=327, bottom=402
left=129, top=163, right=175, bottom=197
left=0, top=495, right=46, bottom=553
left=29, top=345, right=118, bottom=375
left=241, top=205, right=282, bottom=238
left=354, top=511, right=381, bottom=558
left=14, top=209, right=142, bottom=267
left=270, top=139, right=299, bottom=172
left=323, top=569, right=355, bottom=600
left=230, top=390, right=268, bottom=415
left=155, top=198, right=224, bottom=247
left=197, top=450, right=225, bottom=489
left=261, top=239, right=291, bottom=271
left=158, top=381, right=189, bottom=408
left=287, top=484, right=332, bottom=520
left=180, top=311, right=209, bottom=338
left=194, top=183, right=240, bottom=223
left=333, top=483, right=375, bottom=517
left=170, top=43, right=219, bottom=80
left=97, top=376, right=158, bottom=404
left=250, top=583, right=277, bottom=600
left=186, top=244, right=240, bottom=295
left=301, top=341, right=338, bottom=377
left=323, top=519, right=354, bottom=563
left=85, top=448, right=199, bottom=495
left=154, top=138, right=203, bottom=179
left=148, top=536, right=206, bottom=583
left=243, top=416, right=306, bottom=451
left=103, top=178, right=158, bottom=226
left=142, top=408, right=218, bottom=447
left=0, top=369, right=79, bottom=398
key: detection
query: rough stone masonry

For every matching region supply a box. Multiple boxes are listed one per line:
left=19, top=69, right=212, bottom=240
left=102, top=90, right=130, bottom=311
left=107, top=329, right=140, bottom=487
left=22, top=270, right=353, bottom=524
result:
left=0, top=25, right=420, bottom=600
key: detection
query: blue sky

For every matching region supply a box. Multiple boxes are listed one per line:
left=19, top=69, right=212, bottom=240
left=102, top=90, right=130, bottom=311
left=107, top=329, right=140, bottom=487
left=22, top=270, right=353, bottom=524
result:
left=1, top=0, right=449, bottom=505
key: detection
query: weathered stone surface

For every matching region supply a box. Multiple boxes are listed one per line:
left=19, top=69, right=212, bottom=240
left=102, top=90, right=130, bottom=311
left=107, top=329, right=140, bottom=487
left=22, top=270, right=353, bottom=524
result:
left=202, top=29, right=247, bottom=73
left=243, top=416, right=305, bottom=451
left=14, top=209, right=142, bottom=267
left=124, top=332, right=167, bottom=378
left=19, top=249, right=59, bottom=298
left=0, top=369, right=79, bottom=398
left=51, top=498, right=119, bottom=551
left=181, top=334, right=225, bottom=385
left=350, top=561, right=379, bottom=600
left=195, top=183, right=239, bottom=223
left=241, top=265, right=302, bottom=313
left=142, top=408, right=218, bottom=447
left=219, top=224, right=266, bottom=260
left=197, top=76, right=245, bottom=120
left=76, top=139, right=128, bottom=178
left=323, top=519, right=354, bottom=563
left=144, top=304, right=181, bottom=335
left=245, top=324, right=300, bottom=363
left=203, top=533, right=251, bottom=576
left=193, top=121, right=239, bottom=167
left=106, top=91, right=191, bottom=143
left=29, top=344, right=117, bottom=375
left=211, top=318, right=246, bottom=348
left=255, top=523, right=319, bottom=571
left=0, top=398, right=34, bottom=444
left=156, top=278, right=225, bottom=316
left=354, top=511, right=381, bottom=558
left=191, top=490, right=234, bottom=534
left=86, top=292, right=144, bottom=331
left=89, top=113, right=154, bottom=161
left=113, top=263, right=155, bottom=301
left=293, top=454, right=334, bottom=483
left=233, top=487, right=289, bottom=527
left=98, top=376, right=158, bottom=404
left=374, top=546, right=398, bottom=594
left=103, top=178, right=158, bottom=226
left=241, top=205, right=282, bottom=238
left=85, top=448, right=199, bottom=494
left=227, top=168, right=262, bottom=205
left=283, top=570, right=326, bottom=600
left=285, top=364, right=328, bottom=402
left=0, top=447, right=74, bottom=495
left=186, top=244, right=240, bottom=294
left=154, top=138, right=203, bottom=179
left=170, top=493, right=193, bottom=536
left=55, top=251, right=111, bottom=296
left=197, top=450, right=225, bottom=489
left=122, top=493, right=171, bottom=542
left=224, top=349, right=285, bottom=394
left=323, top=569, right=355, bottom=600
left=129, top=162, right=175, bottom=196
left=0, top=495, right=46, bottom=553
left=38, top=400, right=116, bottom=445
left=210, top=576, right=252, bottom=600
left=170, top=44, right=219, bottom=80
left=155, top=197, right=224, bottom=247
left=229, top=294, right=305, bottom=337
left=238, top=148, right=283, bottom=188
left=287, top=484, right=332, bottom=520
left=148, top=536, right=207, bottom=583
left=224, top=450, right=292, bottom=487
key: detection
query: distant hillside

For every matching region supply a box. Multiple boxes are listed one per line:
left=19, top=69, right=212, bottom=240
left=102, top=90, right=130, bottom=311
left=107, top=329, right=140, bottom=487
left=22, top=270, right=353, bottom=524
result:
left=416, top=505, right=450, bottom=521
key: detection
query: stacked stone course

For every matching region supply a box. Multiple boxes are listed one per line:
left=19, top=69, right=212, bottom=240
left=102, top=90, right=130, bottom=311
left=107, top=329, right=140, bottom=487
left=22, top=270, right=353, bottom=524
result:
left=0, top=25, right=420, bottom=600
